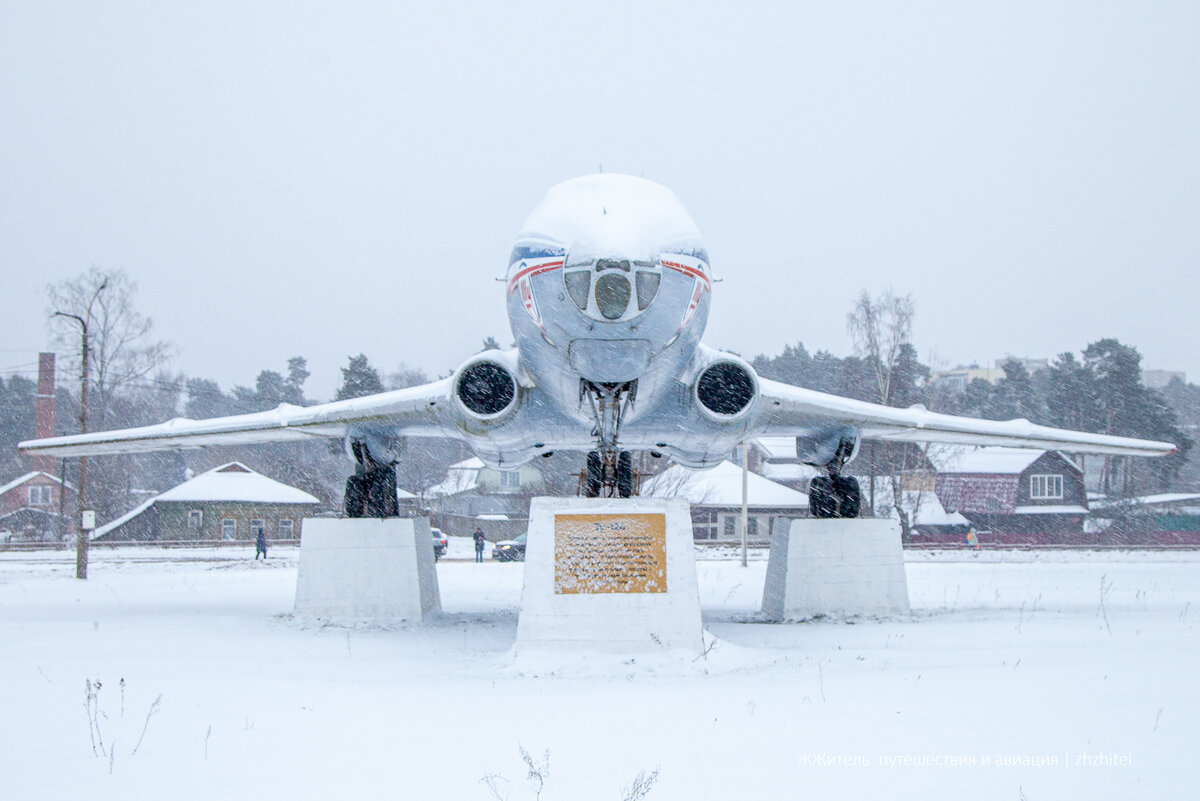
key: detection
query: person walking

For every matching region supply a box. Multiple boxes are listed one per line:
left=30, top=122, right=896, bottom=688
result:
left=255, top=528, right=268, bottom=560
left=473, top=526, right=486, bottom=563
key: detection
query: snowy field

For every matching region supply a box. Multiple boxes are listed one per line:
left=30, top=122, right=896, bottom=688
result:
left=2, top=540, right=1198, bottom=800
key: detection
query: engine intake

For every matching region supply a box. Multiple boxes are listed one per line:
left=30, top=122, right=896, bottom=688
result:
left=695, top=361, right=756, bottom=418
left=456, top=361, right=517, bottom=417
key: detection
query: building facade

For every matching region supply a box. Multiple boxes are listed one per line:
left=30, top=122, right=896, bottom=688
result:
left=93, top=462, right=319, bottom=543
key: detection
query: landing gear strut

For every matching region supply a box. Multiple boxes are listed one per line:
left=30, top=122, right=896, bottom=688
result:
left=808, top=437, right=862, bottom=519
left=580, top=380, right=637, bottom=498
left=583, top=449, right=635, bottom=498
left=344, top=440, right=399, bottom=518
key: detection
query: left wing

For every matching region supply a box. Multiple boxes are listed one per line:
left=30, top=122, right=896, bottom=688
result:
left=18, top=378, right=456, bottom=458
left=756, top=377, right=1175, bottom=458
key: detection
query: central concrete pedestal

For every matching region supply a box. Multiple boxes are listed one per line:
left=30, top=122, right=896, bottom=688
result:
left=515, top=497, right=703, bottom=654
left=294, top=517, right=441, bottom=621
left=761, top=518, right=910, bottom=620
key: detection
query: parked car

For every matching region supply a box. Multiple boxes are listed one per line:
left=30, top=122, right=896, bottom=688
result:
left=431, top=527, right=447, bottom=560
left=492, top=532, right=526, bottom=562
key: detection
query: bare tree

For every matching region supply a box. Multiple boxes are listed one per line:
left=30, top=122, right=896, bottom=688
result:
left=47, top=268, right=172, bottom=521
left=47, top=268, right=172, bottom=425
left=846, top=289, right=920, bottom=534
left=847, top=289, right=915, bottom=406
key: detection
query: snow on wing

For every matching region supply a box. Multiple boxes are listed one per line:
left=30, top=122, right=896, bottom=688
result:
left=756, top=377, right=1175, bottom=458
left=17, top=378, right=456, bottom=458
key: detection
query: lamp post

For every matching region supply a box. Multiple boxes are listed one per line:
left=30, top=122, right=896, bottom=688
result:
left=54, top=278, right=106, bottom=580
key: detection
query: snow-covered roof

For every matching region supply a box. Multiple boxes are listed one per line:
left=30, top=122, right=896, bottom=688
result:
left=643, top=461, right=809, bottom=508
left=928, top=446, right=1077, bottom=475
left=760, top=462, right=821, bottom=483
left=1013, top=505, right=1089, bottom=515
left=867, top=476, right=970, bottom=527
left=427, top=457, right=484, bottom=497
left=91, top=498, right=156, bottom=540
left=753, top=436, right=800, bottom=461
left=154, top=463, right=319, bottom=504
left=0, top=471, right=75, bottom=497
left=1090, top=492, right=1200, bottom=509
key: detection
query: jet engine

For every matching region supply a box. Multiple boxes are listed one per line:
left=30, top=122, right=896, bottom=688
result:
left=693, top=356, right=758, bottom=421
left=454, top=357, right=520, bottom=422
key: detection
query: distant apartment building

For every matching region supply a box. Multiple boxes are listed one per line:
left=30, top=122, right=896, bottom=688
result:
left=1142, top=370, right=1186, bottom=389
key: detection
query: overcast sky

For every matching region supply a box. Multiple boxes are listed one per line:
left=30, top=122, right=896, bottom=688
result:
left=2, top=2, right=1197, bottom=401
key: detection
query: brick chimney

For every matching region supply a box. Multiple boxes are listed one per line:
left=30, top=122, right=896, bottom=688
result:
left=33, top=352, right=56, bottom=474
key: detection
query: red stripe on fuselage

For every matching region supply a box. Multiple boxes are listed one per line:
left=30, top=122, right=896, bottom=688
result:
left=506, top=260, right=563, bottom=294
left=661, top=259, right=710, bottom=289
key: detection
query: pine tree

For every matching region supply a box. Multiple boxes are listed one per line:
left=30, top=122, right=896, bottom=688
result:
left=335, top=354, right=385, bottom=401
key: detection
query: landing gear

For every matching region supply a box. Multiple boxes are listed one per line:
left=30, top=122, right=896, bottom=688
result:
left=808, top=476, right=861, bottom=519
left=582, top=449, right=636, bottom=498
left=808, top=436, right=861, bottom=519
left=585, top=451, right=603, bottom=497
left=344, top=440, right=399, bottom=518
left=616, top=451, right=634, bottom=498
left=578, top=380, right=638, bottom=498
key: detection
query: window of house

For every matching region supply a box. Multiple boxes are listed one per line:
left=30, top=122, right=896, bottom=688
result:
left=1030, top=474, right=1063, bottom=500
left=723, top=516, right=737, bottom=539
left=747, top=517, right=759, bottom=538
left=187, top=510, right=203, bottom=528
left=28, top=485, right=53, bottom=506
left=250, top=519, right=265, bottom=539
left=691, top=510, right=716, bottom=540
left=499, top=470, right=521, bottom=488
left=221, top=518, right=237, bottom=540
left=279, top=519, right=294, bottom=539
left=985, top=496, right=1001, bottom=512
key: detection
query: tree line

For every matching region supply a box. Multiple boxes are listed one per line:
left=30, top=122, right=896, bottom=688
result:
left=1, top=270, right=1196, bottom=529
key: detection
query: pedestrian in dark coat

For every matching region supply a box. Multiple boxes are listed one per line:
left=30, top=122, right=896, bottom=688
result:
left=255, top=529, right=268, bottom=560
left=473, top=527, right=486, bottom=563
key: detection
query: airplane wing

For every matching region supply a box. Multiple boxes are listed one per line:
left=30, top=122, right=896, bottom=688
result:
left=756, top=377, right=1175, bottom=458
left=18, top=378, right=456, bottom=458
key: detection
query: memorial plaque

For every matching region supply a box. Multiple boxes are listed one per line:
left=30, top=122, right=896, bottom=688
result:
left=554, top=513, right=667, bottom=594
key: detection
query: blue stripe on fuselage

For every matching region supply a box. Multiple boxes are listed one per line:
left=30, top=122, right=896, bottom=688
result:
left=510, top=242, right=567, bottom=264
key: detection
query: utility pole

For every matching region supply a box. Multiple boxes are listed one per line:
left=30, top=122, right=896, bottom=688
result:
left=740, top=442, right=749, bottom=567
left=55, top=278, right=106, bottom=580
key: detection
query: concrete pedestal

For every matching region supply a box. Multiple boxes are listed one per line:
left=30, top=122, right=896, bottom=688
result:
left=515, top=497, right=703, bottom=653
left=761, top=518, right=910, bottom=620
left=294, top=517, right=440, bottom=621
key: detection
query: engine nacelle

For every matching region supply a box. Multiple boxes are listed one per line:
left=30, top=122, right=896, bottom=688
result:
left=795, top=425, right=861, bottom=468
left=693, top=356, right=758, bottom=421
left=453, top=355, right=520, bottom=423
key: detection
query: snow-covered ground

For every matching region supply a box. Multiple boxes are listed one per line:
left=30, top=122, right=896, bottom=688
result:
left=2, top=545, right=1197, bottom=800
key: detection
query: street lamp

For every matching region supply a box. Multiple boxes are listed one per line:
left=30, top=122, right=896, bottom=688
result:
left=54, top=278, right=106, bottom=580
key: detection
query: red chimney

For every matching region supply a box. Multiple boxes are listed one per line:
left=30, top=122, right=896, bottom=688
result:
left=33, top=352, right=56, bottom=474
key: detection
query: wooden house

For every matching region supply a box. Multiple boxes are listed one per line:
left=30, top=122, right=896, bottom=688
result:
left=932, top=447, right=1088, bottom=544
left=93, top=462, right=319, bottom=543
left=0, top=471, right=76, bottom=542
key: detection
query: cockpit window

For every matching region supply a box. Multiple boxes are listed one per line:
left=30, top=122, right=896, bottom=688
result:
left=563, top=254, right=661, bottom=322
left=635, top=272, right=661, bottom=310
left=594, top=273, right=632, bottom=320
left=564, top=271, right=590, bottom=310
left=595, top=258, right=631, bottom=273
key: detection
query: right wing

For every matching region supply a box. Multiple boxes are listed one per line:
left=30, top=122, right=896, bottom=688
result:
left=18, top=378, right=455, bottom=458
left=756, top=377, right=1175, bottom=458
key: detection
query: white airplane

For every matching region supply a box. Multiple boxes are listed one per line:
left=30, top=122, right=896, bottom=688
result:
left=21, top=175, right=1174, bottom=517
